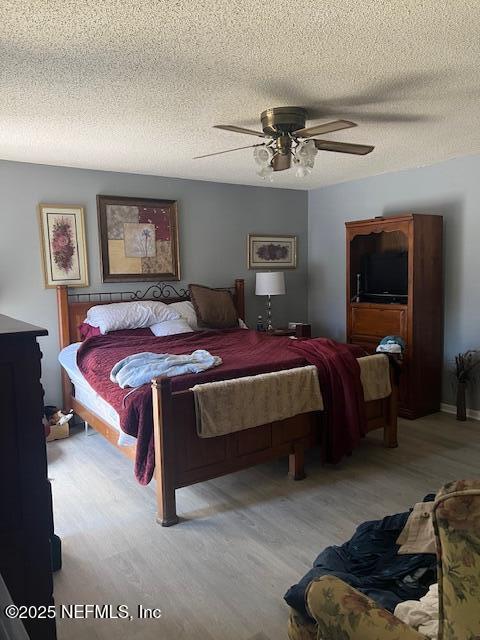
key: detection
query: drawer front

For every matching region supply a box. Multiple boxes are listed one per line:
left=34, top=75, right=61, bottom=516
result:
left=350, top=306, right=407, bottom=339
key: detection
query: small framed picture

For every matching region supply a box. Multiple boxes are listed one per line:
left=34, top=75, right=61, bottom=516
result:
left=247, top=234, right=297, bottom=269
left=38, top=204, right=89, bottom=288
left=97, top=195, right=180, bottom=282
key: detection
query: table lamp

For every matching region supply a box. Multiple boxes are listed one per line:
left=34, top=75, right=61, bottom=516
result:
left=255, top=271, right=286, bottom=331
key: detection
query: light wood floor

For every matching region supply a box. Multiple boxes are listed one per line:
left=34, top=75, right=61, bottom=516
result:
left=49, top=413, right=479, bottom=640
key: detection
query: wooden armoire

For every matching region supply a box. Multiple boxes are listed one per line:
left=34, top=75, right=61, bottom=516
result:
left=346, top=214, right=443, bottom=419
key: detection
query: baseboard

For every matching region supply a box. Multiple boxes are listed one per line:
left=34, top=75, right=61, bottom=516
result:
left=441, top=403, right=480, bottom=421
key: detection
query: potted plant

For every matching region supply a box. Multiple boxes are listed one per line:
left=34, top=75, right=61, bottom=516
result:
left=454, top=350, right=480, bottom=421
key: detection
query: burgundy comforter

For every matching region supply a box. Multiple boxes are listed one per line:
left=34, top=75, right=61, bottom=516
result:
left=290, top=338, right=367, bottom=463
left=77, top=329, right=366, bottom=484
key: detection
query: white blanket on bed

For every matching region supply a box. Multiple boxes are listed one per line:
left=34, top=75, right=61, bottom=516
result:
left=110, top=350, right=222, bottom=388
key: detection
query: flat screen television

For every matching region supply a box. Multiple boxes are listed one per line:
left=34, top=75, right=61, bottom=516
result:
left=362, top=251, right=408, bottom=297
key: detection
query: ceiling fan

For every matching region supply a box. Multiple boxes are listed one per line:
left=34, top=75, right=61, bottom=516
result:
left=194, top=107, right=374, bottom=179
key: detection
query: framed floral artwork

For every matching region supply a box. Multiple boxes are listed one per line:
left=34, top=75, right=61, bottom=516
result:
left=247, top=234, right=297, bottom=269
left=97, top=195, right=180, bottom=282
left=38, top=204, right=89, bottom=288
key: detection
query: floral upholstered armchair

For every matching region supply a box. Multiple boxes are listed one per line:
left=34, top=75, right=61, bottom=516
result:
left=288, top=480, right=480, bottom=640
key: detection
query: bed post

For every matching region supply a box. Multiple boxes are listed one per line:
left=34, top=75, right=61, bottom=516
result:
left=234, top=278, right=245, bottom=320
left=384, top=357, right=399, bottom=448
left=57, top=285, right=73, bottom=411
left=288, top=442, right=306, bottom=480
left=152, top=376, right=179, bottom=526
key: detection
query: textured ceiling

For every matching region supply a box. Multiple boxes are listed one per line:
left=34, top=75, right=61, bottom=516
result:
left=1, top=1, right=480, bottom=189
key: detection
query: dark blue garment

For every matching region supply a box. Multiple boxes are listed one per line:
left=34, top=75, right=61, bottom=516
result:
left=284, top=495, right=437, bottom=620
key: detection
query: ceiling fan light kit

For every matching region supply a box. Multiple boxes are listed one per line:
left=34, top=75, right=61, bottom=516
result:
left=257, top=165, right=274, bottom=181
left=196, top=106, right=374, bottom=180
left=293, top=139, right=318, bottom=178
left=254, top=145, right=273, bottom=165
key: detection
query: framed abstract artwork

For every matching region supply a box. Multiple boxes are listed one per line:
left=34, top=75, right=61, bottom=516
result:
left=247, top=234, right=297, bottom=269
left=97, top=195, right=180, bottom=282
left=38, top=204, right=89, bottom=288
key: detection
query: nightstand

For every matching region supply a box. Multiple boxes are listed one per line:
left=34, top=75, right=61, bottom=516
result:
left=266, top=324, right=311, bottom=338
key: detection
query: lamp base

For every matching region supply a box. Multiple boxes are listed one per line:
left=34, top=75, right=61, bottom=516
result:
left=266, top=295, right=273, bottom=331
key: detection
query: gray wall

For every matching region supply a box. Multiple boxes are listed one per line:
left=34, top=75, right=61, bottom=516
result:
left=308, top=153, right=480, bottom=409
left=0, top=160, right=308, bottom=406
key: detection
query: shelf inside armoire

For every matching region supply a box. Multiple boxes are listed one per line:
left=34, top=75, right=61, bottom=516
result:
left=349, top=301, right=408, bottom=310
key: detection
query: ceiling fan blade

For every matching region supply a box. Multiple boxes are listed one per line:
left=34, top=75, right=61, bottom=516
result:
left=313, top=139, right=374, bottom=155
left=294, top=119, right=356, bottom=138
left=193, top=143, right=264, bottom=159
left=213, top=125, right=266, bottom=138
left=271, top=152, right=291, bottom=171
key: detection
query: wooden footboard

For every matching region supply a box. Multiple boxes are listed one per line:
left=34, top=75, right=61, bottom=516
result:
left=151, top=377, right=319, bottom=526
left=151, top=358, right=399, bottom=526
left=63, top=360, right=398, bottom=527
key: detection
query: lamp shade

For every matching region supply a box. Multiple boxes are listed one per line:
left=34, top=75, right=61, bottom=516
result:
left=255, top=271, right=286, bottom=296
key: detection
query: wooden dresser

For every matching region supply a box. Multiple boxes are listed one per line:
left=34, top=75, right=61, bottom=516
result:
left=346, top=214, right=443, bottom=419
left=0, top=315, right=56, bottom=639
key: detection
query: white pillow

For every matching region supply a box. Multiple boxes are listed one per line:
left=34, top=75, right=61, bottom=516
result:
left=168, top=300, right=199, bottom=330
left=85, top=301, right=180, bottom=334
left=150, top=318, right=194, bottom=337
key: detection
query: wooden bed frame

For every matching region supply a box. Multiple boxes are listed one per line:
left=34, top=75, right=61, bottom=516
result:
left=57, top=279, right=398, bottom=526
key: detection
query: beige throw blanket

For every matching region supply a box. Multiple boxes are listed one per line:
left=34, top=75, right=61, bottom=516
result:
left=192, top=365, right=323, bottom=438
left=192, top=354, right=391, bottom=438
left=358, top=354, right=391, bottom=402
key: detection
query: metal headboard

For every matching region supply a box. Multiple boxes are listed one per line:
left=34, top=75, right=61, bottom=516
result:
left=66, top=282, right=190, bottom=304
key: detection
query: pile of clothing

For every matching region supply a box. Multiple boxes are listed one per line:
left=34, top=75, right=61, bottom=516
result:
left=284, top=495, right=438, bottom=621
left=395, top=583, right=439, bottom=639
